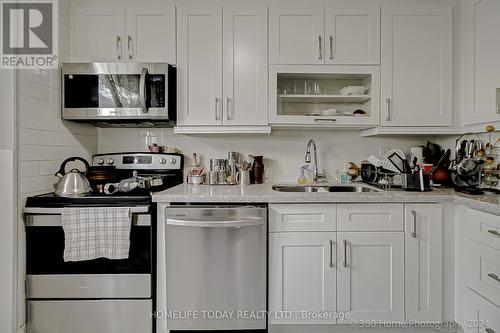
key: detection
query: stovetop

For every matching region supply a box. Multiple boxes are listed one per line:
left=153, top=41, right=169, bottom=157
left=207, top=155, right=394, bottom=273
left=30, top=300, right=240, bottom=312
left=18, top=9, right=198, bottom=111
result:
left=25, top=192, right=152, bottom=208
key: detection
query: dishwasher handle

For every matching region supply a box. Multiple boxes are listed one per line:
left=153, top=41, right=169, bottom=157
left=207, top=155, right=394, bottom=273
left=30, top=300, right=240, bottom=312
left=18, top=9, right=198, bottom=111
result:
left=166, top=216, right=264, bottom=228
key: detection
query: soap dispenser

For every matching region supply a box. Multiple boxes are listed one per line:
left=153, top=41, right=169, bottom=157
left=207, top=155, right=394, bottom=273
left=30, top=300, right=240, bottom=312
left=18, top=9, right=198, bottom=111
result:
left=340, top=164, right=349, bottom=184
left=297, top=165, right=310, bottom=184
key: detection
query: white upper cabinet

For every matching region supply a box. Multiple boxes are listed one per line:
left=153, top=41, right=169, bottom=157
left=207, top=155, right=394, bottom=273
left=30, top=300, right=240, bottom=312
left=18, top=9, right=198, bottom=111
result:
left=404, top=204, right=442, bottom=322
left=337, top=232, right=404, bottom=322
left=125, top=4, right=175, bottom=63
left=270, top=3, right=380, bottom=65
left=72, top=3, right=175, bottom=63
left=177, top=4, right=223, bottom=126
left=222, top=4, right=268, bottom=125
left=72, top=5, right=125, bottom=62
left=381, top=5, right=452, bottom=126
left=177, top=2, right=268, bottom=127
left=324, top=3, right=380, bottom=65
left=269, top=4, right=325, bottom=65
left=463, top=0, right=500, bottom=125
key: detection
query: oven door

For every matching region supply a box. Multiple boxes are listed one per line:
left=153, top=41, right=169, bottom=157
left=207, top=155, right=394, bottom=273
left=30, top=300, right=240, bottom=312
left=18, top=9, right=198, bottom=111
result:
left=62, top=62, right=173, bottom=121
left=25, top=208, right=152, bottom=299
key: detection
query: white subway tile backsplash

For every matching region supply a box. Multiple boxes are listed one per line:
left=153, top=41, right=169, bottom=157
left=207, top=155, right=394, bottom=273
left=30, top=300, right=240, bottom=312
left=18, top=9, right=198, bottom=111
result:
left=98, top=128, right=430, bottom=182
left=19, top=112, right=60, bottom=132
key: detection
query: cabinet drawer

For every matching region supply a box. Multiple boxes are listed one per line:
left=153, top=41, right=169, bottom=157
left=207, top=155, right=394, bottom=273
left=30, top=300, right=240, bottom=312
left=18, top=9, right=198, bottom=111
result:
left=463, top=288, right=500, bottom=333
left=337, top=204, right=403, bottom=231
left=465, top=238, right=500, bottom=307
left=466, top=209, right=500, bottom=250
left=269, top=204, right=336, bottom=232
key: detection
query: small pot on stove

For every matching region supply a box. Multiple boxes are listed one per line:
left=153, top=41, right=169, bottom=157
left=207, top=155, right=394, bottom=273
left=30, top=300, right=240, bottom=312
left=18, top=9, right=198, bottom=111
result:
left=86, top=166, right=118, bottom=192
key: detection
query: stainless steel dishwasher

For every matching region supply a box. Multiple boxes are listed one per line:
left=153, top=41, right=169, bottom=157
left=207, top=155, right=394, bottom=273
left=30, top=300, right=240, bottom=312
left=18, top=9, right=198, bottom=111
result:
left=157, top=205, right=267, bottom=332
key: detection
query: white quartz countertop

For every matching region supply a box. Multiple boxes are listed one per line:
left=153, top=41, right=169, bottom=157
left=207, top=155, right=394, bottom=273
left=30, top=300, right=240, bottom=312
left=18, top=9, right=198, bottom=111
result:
left=153, top=183, right=500, bottom=215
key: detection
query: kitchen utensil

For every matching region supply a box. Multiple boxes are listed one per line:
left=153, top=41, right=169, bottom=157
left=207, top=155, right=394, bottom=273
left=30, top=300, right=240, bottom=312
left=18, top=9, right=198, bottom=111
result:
left=387, top=149, right=411, bottom=173
left=367, top=155, right=399, bottom=173
left=360, top=163, right=378, bottom=183
left=339, top=85, right=366, bottom=95
left=54, top=157, right=93, bottom=197
left=86, top=166, right=118, bottom=192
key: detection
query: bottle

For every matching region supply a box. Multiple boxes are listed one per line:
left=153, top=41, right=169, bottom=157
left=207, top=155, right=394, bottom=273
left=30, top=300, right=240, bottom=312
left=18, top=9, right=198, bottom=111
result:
left=252, top=156, right=265, bottom=184
left=340, top=164, right=349, bottom=184
left=297, top=165, right=309, bottom=185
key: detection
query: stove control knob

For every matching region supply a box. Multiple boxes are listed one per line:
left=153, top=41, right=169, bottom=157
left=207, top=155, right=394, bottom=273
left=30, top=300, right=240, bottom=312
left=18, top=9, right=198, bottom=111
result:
left=107, top=159, right=114, bottom=165
left=159, top=158, right=167, bottom=164
left=170, top=158, right=177, bottom=165
left=96, top=159, right=104, bottom=165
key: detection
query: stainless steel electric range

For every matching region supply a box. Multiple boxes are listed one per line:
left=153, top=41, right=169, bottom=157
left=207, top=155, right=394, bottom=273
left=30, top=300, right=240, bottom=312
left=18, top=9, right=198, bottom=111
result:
left=24, top=152, right=183, bottom=333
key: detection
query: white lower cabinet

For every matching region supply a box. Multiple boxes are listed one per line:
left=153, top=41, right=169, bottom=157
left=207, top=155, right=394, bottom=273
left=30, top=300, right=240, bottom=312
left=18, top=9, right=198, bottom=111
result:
left=337, top=232, right=404, bottom=322
left=463, top=288, right=500, bottom=333
left=269, top=232, right=336, bottom=324
left=404, top=204, right=442, bottom=322
left=269, top=203, right=444, bottom=326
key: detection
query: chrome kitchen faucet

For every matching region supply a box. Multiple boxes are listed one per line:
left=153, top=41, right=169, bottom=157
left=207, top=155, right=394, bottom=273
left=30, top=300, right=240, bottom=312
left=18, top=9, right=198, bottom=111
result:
left=305, top=139, right=327, bottom=183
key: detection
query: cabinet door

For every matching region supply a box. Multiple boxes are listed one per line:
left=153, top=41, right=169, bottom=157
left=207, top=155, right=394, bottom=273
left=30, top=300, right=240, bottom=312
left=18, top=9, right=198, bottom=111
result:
left=405, top=204, right=442, bottom=322
left=72, top=5, right=125, bottom=62
left=177, top=4, right=222, bottom=125
left=269, top=232, right=336, bottom=324
left=223, top=3, right=267, bottom=125
left=337, top=232, right=404, bottom=322
left=269, top=5, right=325, bottom=64
left=381, top=5, right=452, bottom=126
left=125, top=4, right=175, bottom=63
left=325, top=4, right=380, bottom=65
left=463, top=0, right=500, bottom=125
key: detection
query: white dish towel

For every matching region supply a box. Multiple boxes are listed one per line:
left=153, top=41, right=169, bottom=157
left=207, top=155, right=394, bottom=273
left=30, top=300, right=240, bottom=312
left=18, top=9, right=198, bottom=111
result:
left=62, top=207, right=132, bottom=262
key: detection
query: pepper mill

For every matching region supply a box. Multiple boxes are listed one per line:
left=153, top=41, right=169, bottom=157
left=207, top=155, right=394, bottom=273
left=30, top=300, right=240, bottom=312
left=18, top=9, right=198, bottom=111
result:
left=251, top=155, right=265, bottom=184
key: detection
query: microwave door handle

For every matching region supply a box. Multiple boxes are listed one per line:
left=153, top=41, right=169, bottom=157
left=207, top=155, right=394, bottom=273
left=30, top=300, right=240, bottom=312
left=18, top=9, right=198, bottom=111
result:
left=139, top=67, right=148, bottom=113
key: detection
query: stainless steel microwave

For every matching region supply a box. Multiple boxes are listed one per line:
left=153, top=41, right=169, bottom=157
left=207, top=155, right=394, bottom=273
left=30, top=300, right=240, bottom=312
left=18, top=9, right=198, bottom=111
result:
left=62, top=63, right=176, bottom=127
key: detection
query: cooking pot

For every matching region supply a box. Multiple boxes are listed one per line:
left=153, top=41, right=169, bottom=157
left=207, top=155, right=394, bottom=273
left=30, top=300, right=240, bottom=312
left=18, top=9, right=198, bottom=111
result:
left=54, top=157, right=92, bottom=197
left=86, top=165, right=118, bottom=192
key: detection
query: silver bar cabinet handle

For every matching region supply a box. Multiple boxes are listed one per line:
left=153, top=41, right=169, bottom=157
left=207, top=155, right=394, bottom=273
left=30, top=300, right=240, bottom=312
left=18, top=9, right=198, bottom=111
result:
left=386, top=98, right=391, bottom=121
left=411, top=210, right=417, bottom=238
left=215, top=98, right=220, bottom=121
left=488, top=273, right=500, bottom=283
left=329, top=240, right=334, bottom=268
left=329, top=35, right=334, bottom=60
left=128, top=35, right=133, bottom=59
left=116, top=36, right=122, bottom=60
left=314, top=118, right=336, bottom=122
left=343, top=239, right=348, bottom=268
left=488, top=229, right=500, bottom=237
left=318, top=35, right=322, bottom=60
left=225, top=97, right=231, bottom=121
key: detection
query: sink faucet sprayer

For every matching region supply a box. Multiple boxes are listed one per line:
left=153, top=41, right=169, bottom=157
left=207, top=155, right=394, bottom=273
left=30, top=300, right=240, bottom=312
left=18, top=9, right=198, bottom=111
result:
left=305, top=139, right=327, bottom=183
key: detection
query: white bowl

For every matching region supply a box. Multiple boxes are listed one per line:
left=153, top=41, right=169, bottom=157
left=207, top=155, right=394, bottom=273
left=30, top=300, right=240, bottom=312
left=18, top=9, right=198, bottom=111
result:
left=339, top=86, right=366, bottom=96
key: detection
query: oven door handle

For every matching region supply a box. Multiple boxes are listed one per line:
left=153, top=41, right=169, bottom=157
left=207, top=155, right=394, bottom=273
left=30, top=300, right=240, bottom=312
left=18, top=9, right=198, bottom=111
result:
left=24, top=206, right=150, bottom=215
left=139, top=67, right=148, bottom=113
left=166, top=217, right=264, bottom=228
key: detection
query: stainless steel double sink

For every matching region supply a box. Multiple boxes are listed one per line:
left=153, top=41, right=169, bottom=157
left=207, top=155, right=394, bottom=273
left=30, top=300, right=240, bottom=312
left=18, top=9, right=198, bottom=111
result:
left=272, top=183, right=381, bottom=193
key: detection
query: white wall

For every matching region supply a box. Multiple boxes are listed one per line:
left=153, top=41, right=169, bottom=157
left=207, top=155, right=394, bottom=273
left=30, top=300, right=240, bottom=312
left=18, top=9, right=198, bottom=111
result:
left=0, top=68, right=16, bottom=333
left=15, top=0, right=98, bottom=330
left=99, top=128, right=431, bottom=182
